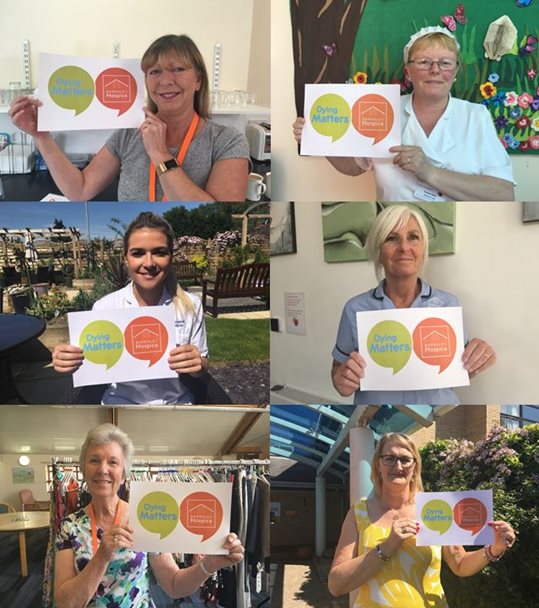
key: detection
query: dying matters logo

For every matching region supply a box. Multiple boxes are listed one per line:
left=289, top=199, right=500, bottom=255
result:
left=366, top=316, right=458, bottom=375
left=367, top=320, right=412, bottom=374
left=309, top=92, right=393, bottom=145
left=180, top=491, right=223, bottom=542
left=79, top=316, right=168, bottom=370
left=79, top=320, right=124, bottom=369
left=137, top=492, right=179, bottom=539
left=49, top=65, right=137, bottom=116
left=422, top=497, right=487, bottom=537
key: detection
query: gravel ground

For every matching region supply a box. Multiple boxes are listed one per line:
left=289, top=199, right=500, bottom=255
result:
left=209, top=361, right=269, bottom=405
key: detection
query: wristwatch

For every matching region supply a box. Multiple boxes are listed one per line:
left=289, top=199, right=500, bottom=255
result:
left=156, top=158, right=180, bottom=176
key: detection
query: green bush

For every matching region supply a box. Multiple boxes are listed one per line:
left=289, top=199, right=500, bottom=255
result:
left=27, top=286, right=72, bottom=320
left=420, top=425, right=539, bottom=608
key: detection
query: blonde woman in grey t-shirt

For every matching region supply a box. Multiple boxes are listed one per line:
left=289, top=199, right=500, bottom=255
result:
left=9, top=35, right=250, bottom=202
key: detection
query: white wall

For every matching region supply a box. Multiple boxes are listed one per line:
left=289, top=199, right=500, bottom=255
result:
left=270, top=202, right=539, bottom=404
left=271, top=1, right=538, bottom=202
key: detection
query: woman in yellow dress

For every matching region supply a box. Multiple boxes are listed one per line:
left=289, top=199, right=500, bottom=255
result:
left=328, top=432, right=516, bottom=607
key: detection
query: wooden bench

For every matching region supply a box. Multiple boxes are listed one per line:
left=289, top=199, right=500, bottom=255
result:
left=202, top=262, right=270, bottom=317
left=175, top=261, right=203, bottom=285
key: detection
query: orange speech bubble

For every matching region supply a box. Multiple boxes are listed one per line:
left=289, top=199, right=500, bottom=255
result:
left=95, top=67, right=137, bottom=116
left=453, top=497, right=487, bottom=535
left=124, top=316, right=168, bottom=366
left=179, top=491, right=223, bottom=542
left=351, top=93, right=394, bottom=144
left=412, top=317, right=457, bottom=373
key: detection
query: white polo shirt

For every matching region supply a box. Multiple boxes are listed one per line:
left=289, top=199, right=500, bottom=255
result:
left=355, top=94, right=514, bottom=201
left=93, top=282, right=208, bottom=405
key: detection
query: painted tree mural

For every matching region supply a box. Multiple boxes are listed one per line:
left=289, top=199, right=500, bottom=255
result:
left=290, top=0, right=368, bottom=116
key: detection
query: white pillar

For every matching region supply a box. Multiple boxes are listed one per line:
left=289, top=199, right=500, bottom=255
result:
left=349, top=426, right=375, bottom=504
left=315, top=475, right=326, bottom=557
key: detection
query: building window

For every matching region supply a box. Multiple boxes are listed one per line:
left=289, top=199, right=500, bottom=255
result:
left=500, top=405, right=539, bottom=428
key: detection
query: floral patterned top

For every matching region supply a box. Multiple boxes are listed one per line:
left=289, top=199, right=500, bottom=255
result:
left=56, top=508, right=155, bottom=608
left=353, top=499, right=449, bottom=608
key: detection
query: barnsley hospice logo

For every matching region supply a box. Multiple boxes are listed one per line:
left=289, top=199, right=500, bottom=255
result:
left=78, top=317, right=168, bottom=369
left=422, top=497, right=488, bottom=537
left=366, top=317, right=457, bottom=375
left=309, top=92, right=394, bottom=144
left=48, top=65, right=137, bottom=116
left=137, top=491, right=223, bottom=542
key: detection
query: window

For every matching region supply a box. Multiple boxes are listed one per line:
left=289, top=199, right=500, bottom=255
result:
left=500, top=405, right=539, bottom=428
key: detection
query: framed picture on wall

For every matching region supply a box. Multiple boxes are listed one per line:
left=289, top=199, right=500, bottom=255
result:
left=523, top=202, right=539, bottom=223
left=271, top=202, right=297, bottom=255
left=321, top=201, right=456, bottom=263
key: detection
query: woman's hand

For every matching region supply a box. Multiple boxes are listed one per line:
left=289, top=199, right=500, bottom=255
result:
left=389, top=145, right=435, bottom=182
left=8, top=96, right=47, bottom=139
left=168, top=344, right=203, bottom=374
left=384, top=517, right=419, bottom=556
left=292, top=117, right=305, bottom=144
left=331, top=353, right=366, bottom=396
left=52, top=344, right=84, bottom=373
left=96, top=522, right=134, bottom=562
left=462, top=338, right=496, bottom=377
left=201, top=533, right=245, bottom=573
left=139, top=108, right=169, bottom=161
left=488, top=520, right=516, bottom=557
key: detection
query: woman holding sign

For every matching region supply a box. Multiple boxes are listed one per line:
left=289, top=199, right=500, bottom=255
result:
left=331, top=205, right=495, bottom=405
left=293, top=26, right=514, bottom=202
left=52, top=212, right=207, bottom=404
left=9, top=35, right=249, bottom=201
left=55, top=424, right=244, bottom=608
left=328, top=432, right=515, bottom=606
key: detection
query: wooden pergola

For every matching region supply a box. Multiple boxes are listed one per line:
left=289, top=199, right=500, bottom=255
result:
left=232, top=202, right=270, bottom=247
left=0, top=227, right=82, bottom=274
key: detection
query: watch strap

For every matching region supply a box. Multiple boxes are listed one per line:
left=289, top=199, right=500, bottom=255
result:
left=157, top=158, right=180, bottom=176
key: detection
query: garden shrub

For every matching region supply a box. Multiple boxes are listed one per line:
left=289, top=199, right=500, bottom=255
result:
left=420, top=424, right=539, bottom=608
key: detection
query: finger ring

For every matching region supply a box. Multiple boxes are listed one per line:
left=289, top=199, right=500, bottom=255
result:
left=482, top=353, right=490, bottom=359
left=406, top=157, right=412, bottom=164
left=114, top=535, right=118, bottom=543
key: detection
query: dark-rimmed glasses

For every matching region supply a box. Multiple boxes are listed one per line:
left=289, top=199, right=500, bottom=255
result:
left=379, top=455, right=416, bottom=468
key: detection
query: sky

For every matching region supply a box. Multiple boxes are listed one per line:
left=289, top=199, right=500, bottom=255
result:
left=0, top=202, right=204, bottom=239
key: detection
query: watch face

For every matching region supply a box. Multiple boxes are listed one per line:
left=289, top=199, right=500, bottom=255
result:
left=164, top=159, right=179, bottom=170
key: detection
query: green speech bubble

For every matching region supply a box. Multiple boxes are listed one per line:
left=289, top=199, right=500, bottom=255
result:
left=79, top=320, right=124, bottom=370
left=422, top=499, right=453, bottom=535
left=48, top=66, right=95, bottom=115
left=137, top=491, right=179, bottom=539
left=367, top=320, right=412, bottom=374
left=309, top=93, right=350, bottom=142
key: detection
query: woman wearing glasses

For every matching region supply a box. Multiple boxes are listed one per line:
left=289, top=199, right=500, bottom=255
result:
left=331, top=205, right=496, bottom=405
left=292, top=26, right=514, bottom=201
left=328, top=433, right=516, bottom=607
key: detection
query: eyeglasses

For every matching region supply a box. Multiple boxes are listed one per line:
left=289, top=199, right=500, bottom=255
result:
left=408, top=58, right=458, bottom=71
left=379, top=455, right=416, bottom=468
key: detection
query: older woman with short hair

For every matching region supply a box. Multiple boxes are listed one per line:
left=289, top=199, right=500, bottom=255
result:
left=331, top=205, right=496, bottom=405
left=328, top=432, right=516, bottom=607
left=55, top=424, right=244, bottom=608
left=293, top=26, right=514, bottom=201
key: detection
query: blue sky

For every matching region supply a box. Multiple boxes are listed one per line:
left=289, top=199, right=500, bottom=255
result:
left=0, top=202, right=204, bottom=239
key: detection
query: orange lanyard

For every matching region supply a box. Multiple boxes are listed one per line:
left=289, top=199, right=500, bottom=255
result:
left=148, top=112, right=200, bottom=202
left=89, top=501, right=122, bottom=555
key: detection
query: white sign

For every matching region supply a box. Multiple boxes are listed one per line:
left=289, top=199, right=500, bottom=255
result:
left=38, top=53, right=145, bottom=131
left=301, top=83, right=401, bottom=158
left=129, top=481, right=232, bottom=554
left=416, top=490, right=494, bottom=546
left=356, top=307, right=469, bottom=391
left=68, top=306, right=177, bottom=387
left=285, top=292, right=306, bottom=335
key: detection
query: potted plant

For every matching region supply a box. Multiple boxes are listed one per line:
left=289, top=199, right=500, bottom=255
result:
left=64, top=262, right=74, bottom=288
left=6, top=284, right=32, bottom=314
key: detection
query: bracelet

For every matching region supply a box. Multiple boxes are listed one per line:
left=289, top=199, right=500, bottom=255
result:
left=199, top=560, right=216, bottom=578
left=484, top=545, right=504, bottom=562
left=376, top=544, right=390, bottom=562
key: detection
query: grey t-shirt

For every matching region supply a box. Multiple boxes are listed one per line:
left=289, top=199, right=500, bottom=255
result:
left=105, top=119, right=249, bottom=200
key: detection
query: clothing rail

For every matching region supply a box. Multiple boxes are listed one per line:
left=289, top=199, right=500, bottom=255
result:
left=131, top=458, right=270, bottom=467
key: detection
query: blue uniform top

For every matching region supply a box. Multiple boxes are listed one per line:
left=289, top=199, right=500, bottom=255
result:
left=332, top=279, right=462, bottom=405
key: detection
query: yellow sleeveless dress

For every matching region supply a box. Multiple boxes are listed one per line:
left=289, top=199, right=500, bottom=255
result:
left=353, top=498, right=449, bottom=608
